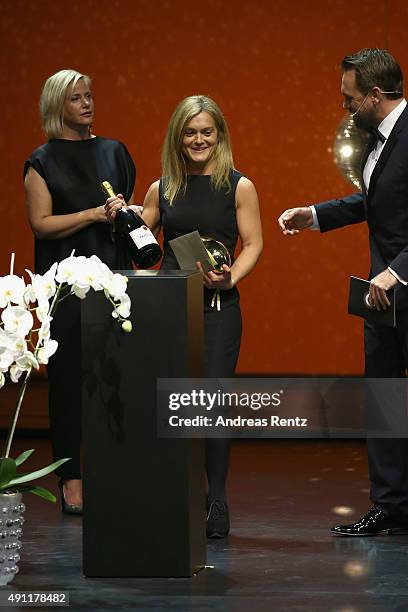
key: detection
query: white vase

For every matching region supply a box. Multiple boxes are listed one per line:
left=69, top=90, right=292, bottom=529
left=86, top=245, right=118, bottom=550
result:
left=0, top=492, right=25, bottom=586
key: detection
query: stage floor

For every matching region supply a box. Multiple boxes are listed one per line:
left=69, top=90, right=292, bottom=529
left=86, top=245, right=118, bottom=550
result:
left=6, top=438, right=408, bottom=611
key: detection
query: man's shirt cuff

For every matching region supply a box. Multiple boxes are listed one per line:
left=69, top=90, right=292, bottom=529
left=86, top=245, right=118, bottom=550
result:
left=310, top=205, right=320, bottom=230
left=388, top=267, right=407, bottom=285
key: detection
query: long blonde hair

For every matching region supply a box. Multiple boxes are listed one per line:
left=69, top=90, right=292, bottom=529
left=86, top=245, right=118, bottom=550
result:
left=161, top=95, right=234, bottom=204
left=39, top=69, right=92, bottom=139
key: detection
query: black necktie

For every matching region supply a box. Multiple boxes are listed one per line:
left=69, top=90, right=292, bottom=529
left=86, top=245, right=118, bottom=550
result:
left=372, top=127, right=386, bottom=144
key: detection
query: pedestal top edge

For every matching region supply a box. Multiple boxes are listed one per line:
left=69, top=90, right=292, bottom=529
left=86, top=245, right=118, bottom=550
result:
left=112, top=270, right=201, bottom=279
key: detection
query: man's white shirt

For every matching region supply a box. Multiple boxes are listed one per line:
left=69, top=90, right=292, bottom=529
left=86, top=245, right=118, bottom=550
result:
left=310, top=99, right=407, bottom=284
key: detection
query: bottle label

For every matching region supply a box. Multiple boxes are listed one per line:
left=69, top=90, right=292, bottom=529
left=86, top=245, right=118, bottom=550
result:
left=129, top=226, right=158, bottom=249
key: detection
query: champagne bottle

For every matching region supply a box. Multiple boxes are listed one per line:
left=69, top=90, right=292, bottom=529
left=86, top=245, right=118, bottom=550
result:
left=101, top=181, right=162, bottom=268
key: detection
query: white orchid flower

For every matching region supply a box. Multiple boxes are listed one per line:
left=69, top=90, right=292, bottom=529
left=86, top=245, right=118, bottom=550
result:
left=0, top=348, right=14, bottom=372
left=113, top=293, right=131, bottom=319
left=56, top=255, right=86, bottom=285
left=36, top=299, right=51, bottom=322
left=0, top=330, right=27, bottom=360
left=0, top=328, right=23, bottom=371
left=10, top=364, right=24, bottom=383
left=37, top=339, right=58, bottom=365
left=16, top=350, right=39, bottom=371
left=106, top=274, right=128, bottom=300
left=74, top=258, right=104, bottom=292
left=0, top=253, right=132, bottom=390
left=0, top=274, right=26, bottom=308
left=23, top=283, right=35, bottom=306
left=90, top=255, right=113, bottom=288
left=38, top=316, right=53, bottom=342
left=24, top=265, right=57, bottom=305
left=24, top=269, right=38, bottom=304
left=0, top=327, right=10, bottom=350
left=71, top=283, right=90, bottom=299
left=91, top=255, right=113, bottom=274
left=9, top=351, right=39, bottom=383
left=2, top=305, right=34, bottom=337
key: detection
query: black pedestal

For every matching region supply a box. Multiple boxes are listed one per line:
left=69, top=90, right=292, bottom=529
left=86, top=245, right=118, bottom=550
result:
left=82, top=271, right=206, bottom=577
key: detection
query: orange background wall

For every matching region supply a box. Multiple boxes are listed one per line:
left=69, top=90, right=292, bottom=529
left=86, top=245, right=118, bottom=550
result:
left=1, top=0, right=407, bottom=375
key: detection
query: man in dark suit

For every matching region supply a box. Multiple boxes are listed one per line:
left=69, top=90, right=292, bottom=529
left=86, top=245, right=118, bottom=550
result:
left=278, top=48, right=408, bottom=536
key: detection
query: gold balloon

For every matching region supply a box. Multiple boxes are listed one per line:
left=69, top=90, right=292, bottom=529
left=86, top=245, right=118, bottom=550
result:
left=201, top=237, right=231, bottom=273
left=333, top=115, right=371, bottom=190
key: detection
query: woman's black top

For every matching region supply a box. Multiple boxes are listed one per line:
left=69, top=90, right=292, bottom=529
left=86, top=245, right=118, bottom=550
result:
left=24, top=136, right=135, bottom=274
left=159, top=170, right=242, bottom=310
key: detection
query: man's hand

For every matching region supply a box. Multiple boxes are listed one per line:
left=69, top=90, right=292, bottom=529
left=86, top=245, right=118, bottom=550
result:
left=278, top=207, right=313, bottom=235
left=369, top=269, right=398, bottom=310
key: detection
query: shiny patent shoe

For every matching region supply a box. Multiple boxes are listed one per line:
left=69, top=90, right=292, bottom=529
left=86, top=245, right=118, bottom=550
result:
left=206, top=498, right=230, bottom=538
left=58, top=480, right=83, bottom=516
left=331, top=505, right=408, bottom=536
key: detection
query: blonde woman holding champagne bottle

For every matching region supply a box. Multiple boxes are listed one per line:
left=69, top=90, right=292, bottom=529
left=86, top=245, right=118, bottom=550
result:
left=24, top=69, right=136, bottom=514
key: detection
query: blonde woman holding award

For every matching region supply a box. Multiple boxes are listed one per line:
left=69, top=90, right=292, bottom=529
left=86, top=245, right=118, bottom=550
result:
left=107, top=95, right=262, bottom=537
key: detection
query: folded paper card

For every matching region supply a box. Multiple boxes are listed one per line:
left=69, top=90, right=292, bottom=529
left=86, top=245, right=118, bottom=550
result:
left=169, top=231, right=213, bottom=273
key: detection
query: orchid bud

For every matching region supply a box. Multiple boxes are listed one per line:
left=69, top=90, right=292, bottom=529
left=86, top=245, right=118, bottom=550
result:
left=121, top=320, right=132, bottom=333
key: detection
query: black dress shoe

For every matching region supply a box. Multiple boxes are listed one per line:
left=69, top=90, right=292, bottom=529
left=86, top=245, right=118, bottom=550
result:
left=58, top=480, right=83, bottom=516
left=331, top=505, right=408, bottom=536
left=206, top=499, right=230, bottom=539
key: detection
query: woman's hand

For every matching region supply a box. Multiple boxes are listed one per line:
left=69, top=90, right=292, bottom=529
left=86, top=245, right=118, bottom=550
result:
left=94, top=205, right=109, bottom=223
left=105, top=194, right=125, bottom=222
left=128, top=205, right=144, bottom=217
left=196, top=262, right=234, bottom=290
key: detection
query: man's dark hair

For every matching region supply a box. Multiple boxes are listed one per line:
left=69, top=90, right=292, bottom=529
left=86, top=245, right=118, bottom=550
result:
left=341, top=48, right=404, bottom=100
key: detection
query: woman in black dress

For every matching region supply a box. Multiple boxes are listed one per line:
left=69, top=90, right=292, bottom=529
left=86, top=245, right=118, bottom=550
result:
left=107, top=95, right=262, bottom=537
left=24, top=69, right=136, bottom=513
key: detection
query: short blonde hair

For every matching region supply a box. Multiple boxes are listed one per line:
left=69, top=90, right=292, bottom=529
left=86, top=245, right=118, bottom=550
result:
left=39, top=69, right=92, bottom=139
left=161, top=95, right=234, bottom=204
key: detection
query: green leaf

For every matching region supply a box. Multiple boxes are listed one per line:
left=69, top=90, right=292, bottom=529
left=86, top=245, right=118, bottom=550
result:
left=26, top=486, right=56, bottom=503
left=11, top=485, right=56, bottom=503
left=0, top=458, right=17, bottom=488
left=8, top=458, right=70, bottom=486
left=15, top=449, right=35, bottom=467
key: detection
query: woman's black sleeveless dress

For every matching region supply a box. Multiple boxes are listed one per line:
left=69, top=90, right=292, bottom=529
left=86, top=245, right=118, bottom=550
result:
left=159, top=170, right=243, bottom=377
left=24, top=137, right=135, bottom=479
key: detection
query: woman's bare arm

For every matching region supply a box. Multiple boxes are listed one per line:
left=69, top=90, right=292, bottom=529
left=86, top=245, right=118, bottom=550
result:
left=25, top=166, right=108, bottom=240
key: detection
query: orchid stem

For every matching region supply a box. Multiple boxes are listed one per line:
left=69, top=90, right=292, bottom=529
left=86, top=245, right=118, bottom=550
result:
left=3, top=282, right=66, bottom=459
left=105, top=295, right=124, bottom=321
left=55, top=291, right=72, bottom=305
left=4, top=369, right=32, bottom=458
left=49, top=283, right=66, bottom=317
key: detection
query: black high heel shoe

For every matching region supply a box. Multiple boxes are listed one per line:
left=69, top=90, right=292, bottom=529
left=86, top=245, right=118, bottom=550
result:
left=58, top=480, right=83, bottom=516
left=206, top=497, right=230, bottom=539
